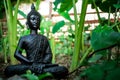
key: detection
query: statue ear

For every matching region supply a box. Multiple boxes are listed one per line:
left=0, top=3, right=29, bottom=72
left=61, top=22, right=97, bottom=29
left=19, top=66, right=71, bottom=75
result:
left=26, top=22, right=29, bottom=29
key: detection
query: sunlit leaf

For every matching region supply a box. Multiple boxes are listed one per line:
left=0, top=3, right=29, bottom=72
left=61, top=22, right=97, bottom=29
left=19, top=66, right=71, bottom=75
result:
left=21, top=73, right=39, bottom=80
left=38, top=72, right=53, bottom=80
left=59, top=0, right=78, bottom=12
left=52, top=20, right=65, bottom=34
left=58, top=11, right=74, bottom=23
left=53, top=0, right=63, bottom=11
left=18, top=9, right=27, bottom=18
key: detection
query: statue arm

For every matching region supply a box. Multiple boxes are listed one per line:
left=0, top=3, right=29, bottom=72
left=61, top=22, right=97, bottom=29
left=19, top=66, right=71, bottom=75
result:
left=14, top=37, right=32, bottom=64
left=43, top=40, right=52, bottom=63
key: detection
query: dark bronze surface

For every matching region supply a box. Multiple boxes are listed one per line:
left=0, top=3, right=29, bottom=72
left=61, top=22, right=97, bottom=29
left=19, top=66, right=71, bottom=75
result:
left=4, top=4, right=68, bottom=78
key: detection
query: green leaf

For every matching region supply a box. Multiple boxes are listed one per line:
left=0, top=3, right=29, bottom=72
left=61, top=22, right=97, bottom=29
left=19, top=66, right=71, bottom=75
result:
left=18, top=9, right=27, bottom=18
left=97, top=0, right=118, bottom=13
left=35, top=0, right=41, bottom=10
left=113, top=4, right=120, bottom=9
left=102, top=60, right=117, bottom=71
left=52, top=20, right=65, bottom=34
left=91, top=25, right=120, bottom=51
left=40, top=19, right=52, bottom=34
left=59, top=0, right=78, bottom=12
left=53, top=0, right=63, bottom=11
left=88, top=54, right=103, bottom=63
left=38, top=72, right=53, bottom=80
left=105, top=68, right=120, bottom=80
left=85, top=64, right=104, bottom=80
left=53, top=0, right=75, bottom=23
left=58, top=11, right=74, bottom=23
left=21, top=74, right=39, bottom=80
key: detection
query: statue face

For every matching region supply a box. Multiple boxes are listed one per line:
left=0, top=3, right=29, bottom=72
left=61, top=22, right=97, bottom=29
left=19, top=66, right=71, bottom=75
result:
left=29, top=14, right=40, bottom=30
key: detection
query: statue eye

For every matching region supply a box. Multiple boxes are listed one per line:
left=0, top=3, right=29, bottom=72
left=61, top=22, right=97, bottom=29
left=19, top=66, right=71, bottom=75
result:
left=30, top=15, right=36, bottom=20
left=30, top=17, right=35, bottom=20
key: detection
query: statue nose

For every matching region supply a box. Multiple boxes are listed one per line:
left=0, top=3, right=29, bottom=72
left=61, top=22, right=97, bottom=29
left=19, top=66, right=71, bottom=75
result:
left=33, top=20, right=37, bottom=23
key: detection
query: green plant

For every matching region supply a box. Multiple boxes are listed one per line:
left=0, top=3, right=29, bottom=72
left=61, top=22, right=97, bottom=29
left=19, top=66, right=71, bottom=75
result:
left=75, top=0, right=120, bottom=79
left=0, top=22, right=9, bottom=63
left=53, top=0, right=92, bottom=71
left=21, top=70, right=53, bottom=80
left=4, top=0, right=20, bottom=64
left=80, top=60, right=120, bottom=80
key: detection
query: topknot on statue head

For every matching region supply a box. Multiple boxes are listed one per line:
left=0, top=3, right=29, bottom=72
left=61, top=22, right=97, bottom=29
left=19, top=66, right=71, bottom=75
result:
left=26, top=3, right=42, bottom=27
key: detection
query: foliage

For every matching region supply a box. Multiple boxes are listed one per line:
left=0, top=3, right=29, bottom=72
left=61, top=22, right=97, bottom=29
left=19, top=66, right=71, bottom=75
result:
left=91, top=25, right=120, bottom=51
left=53, top=0, right=89, bottom=71
left=40, top=18, right=52, bottom=35
left=52, top=20, right=65, bottom=34
left=55, top=34, right=74, bottom=55
left=90, top=0, right=120, bottom=13
left=4, top=0, right=20, bottom=64
left=0, top=23, right=2, bottom=52
left=21, top=70, right=53, bottom=80
left=0, top=1, right=5, bottom=19
left=76, top=0, right=120, bottom=79
left=53, top=0, right=74, bottom=23
left=80, top=60, right=120, bottom=80
left=21, top=70, right=39, bottom=80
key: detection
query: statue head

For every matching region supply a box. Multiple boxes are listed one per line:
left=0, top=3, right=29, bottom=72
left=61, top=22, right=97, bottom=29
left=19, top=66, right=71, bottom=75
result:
left=26, top=4, right=42, bottom=30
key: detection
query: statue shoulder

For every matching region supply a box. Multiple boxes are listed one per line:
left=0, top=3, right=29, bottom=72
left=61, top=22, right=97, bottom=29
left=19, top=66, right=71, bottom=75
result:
left=39, top=34, right=48, bottom=40
left=19, top=35, right=30, bottom=42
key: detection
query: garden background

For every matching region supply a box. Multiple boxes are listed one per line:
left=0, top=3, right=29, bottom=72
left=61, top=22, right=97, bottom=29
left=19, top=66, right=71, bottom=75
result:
left=0, top=0, right=120, bottom=80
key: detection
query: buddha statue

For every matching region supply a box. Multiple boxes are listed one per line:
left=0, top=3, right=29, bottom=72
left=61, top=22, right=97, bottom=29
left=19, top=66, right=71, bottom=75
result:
left=4, top=4, right=68, bottom=79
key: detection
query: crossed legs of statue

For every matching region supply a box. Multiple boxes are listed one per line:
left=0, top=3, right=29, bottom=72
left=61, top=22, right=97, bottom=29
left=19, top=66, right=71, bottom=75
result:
left=4, top=64, right=68, bottom=78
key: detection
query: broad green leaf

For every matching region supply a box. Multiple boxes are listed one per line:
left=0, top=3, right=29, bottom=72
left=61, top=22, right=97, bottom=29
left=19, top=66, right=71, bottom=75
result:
left=59, top=0, right=78, bottom=12
left=91, top=25, right=120, bottom=51
left=85, top=64, right=104, bottom=80
left=105, top=68, right=120, bottom=80
left=102, top=60, right=117, bottom=71
left=52, top=20, right=65, bottom=34
left=113, top=4, right=120, bottom=9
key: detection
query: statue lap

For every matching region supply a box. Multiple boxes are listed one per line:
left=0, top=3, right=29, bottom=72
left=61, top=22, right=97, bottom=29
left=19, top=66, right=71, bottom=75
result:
left=5, top=63, right=68, bottom=78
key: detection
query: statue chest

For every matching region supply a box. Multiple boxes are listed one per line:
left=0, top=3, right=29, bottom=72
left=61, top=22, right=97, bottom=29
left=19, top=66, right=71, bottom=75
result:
left=23, top=35, right=46, bottom=61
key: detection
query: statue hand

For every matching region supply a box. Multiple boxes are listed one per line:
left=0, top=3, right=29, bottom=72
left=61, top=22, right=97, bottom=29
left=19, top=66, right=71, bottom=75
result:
left=30, top=63, right=45, bottom=74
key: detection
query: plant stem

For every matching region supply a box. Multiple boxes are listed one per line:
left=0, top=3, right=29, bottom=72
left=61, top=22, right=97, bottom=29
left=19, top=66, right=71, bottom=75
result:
left=70, top=0, right=78, bottom=71
left=79, top=46, right=92, bottom=64
left=108, top=7, right=111, bottom=26
left=4, top=0, right=20, bottom=64
left=70, top=0, right=88, bottom=71
left=50, top=36, right=56, bottom=63
left=93, top=0, right=101, bottom=23
left=35, top=0, right=41, bottom=10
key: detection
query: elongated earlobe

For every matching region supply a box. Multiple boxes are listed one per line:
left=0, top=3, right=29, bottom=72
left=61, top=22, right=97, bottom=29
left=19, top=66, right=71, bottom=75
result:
left=26, top=22, right=29, bottom=29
